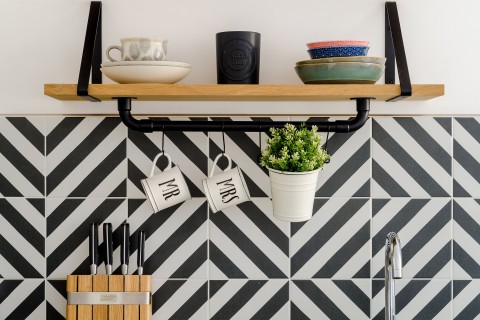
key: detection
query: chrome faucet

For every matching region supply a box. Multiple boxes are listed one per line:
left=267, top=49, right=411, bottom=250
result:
left=385, top=232, right=402, bottom=320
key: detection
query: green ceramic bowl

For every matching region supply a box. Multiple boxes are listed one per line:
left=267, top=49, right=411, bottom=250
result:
left=296, top=56, right=386, bottom=65
left=295, top=62, right=385, bottom=84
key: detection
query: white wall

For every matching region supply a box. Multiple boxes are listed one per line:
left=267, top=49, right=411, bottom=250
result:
left=1, top=0, right=477, bottom=115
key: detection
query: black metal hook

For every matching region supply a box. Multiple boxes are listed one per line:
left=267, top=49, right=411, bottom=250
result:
left=221, top=123, right=226, bottom=154
left=324, top=124, right=331, bottom=164
left=161, top=125, right=165, bottom=155
left=257, top=126, right=262, bottom=163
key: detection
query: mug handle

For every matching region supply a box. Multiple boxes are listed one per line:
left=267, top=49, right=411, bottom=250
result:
left=106, top=45, right=122, bottom=62
left=149, top=152, right=172, bottom=177
left=209, top=153, right=232, bottom=177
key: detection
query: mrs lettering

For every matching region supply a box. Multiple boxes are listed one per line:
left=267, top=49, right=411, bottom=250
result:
left=217, top=178, right=239, bottom=203
left=158, top=178, right=180, bottom=200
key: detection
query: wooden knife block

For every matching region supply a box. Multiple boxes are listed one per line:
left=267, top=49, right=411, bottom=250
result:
left=66, top=275, right=152, bottom=320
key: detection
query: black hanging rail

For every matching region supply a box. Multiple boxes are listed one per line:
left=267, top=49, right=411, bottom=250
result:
left=74, top=1, right=414, bottom=133
left=117, top=97, right=370, bottom=133
left=385, top=1, right=412, bottom=101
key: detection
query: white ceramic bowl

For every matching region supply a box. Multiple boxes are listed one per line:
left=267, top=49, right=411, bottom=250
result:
left=101, top=65, right=191, bottom=84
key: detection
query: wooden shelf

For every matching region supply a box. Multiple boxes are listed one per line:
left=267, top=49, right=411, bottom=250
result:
left=44, top=84, right=444, bottom=102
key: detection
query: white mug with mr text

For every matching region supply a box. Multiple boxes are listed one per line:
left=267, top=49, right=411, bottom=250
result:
left=141, top=153, right=191, bottom=213
left=203, top=153, right=251, bottom=213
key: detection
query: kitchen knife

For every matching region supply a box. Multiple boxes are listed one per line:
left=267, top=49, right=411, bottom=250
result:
left=137, top=231, right=145, bottom=275
left=89, top=223, right=99, bottom=275
left=103, top=223, right=113, bottom=275
left=121, top=222, right=130, bottom=275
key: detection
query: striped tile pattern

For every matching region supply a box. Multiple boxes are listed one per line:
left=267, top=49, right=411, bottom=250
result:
left=292, top=117, right=371, bottom=197
left=0, top=279, right=45, bottom=320
left=0, top=115, right=475, bottom=319
left=152, top=280, right=208, bottom=320
left=373, top=117, right=451, bottom=197
left=372, top=280, right=451, bottom=319
left=453, top=118, right=480, bottom=197
left=46, top=198, right=127, bottom=278
left=372, top=198, right=452, bottom=279
left=128, top=117, right=208, bottom=198
left=453, top=280, right=480, bottom=319
left=453, top=199, right=480, bottom=278
left=46, top=280, right=66, bottom=320
left=209, top=117, right=288, bottom=197
left=291, top=198, right=370, bottom=279
left=0, top=117, right=45, bottom=197
left=0, top=198, right=45, bottom=278
left=128, top=199, right=208, bottom=279
left=209, top=198, right=289, bottom=279
left=291, top=280, right=370, bottom=320
left=209, top=280, right=289, bottom=319
left=46, top=117, right=127, bottom=197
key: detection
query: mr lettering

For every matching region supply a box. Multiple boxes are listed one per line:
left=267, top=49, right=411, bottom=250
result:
left=216, top=178, right=239, bottom=203
left=158, top=178, right=181, bottom=200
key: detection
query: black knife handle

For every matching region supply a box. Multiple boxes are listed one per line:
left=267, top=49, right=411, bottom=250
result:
left=89, top=223, right=99, bottom=267
left=121, top=222, right=130, bottom=266
left=103, top=223, right=113, bottom=267
left=137, top=231, right=145, bottom=273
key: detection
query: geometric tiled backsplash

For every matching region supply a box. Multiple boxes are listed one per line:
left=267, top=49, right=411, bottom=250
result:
left=0, top=116, right=479, bottom=319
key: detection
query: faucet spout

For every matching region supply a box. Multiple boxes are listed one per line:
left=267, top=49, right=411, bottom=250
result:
left=385, top=232, right=402, bottom=320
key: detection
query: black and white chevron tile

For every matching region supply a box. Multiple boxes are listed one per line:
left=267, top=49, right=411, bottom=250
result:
left=0, top=198, right=44, bottom=278
left=46, top=198, right=127, bottom=278
left=46, top=280, right=66, bottom=320
left=372, top=280, right=451, bottom=319
left=0, top=117, right=45, bottom=197
left=373, top=117, right=452, bottom=197
left=152, top=280, right=208, bottom=320
left=453, top=280, right=480, bottom=319
left=128, top=199, right=208, bottom=278
left=291, top=280, right=370, bottom=320
left=292, top=117, right=371, bottom=197
left=209, top=280, right=289, bottom=319
left=46, top=117, right=127, bottom=197
left=453, top=117, right=480, bottom=197
left=372, top=198, right=452, bottom=279
left=0, top=279, right=45, bottom=319
left=128, top=117, right=208, bottom=198
left=453, top=199, right=480, bottom=278
left=209, top=198, right=289, bottom=279
left=291, top=198, right=370, bottom=279
left=1, top=115, right=479, bottom=319
left=209, top=117, right=289, bottom=197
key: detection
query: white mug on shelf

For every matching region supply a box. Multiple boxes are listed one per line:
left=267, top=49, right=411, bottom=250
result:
left=141, top=152, right=191, bottom=213
left=203, top=153, right=251, bottom=213
left=106, top=37, right=168, bottom=62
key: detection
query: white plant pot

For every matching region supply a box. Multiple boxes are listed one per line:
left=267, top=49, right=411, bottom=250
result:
left=267, top=167, right=320, bottom=222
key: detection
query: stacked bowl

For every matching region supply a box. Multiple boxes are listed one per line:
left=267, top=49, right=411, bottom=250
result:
left=295, top=40, right=386, bottom=84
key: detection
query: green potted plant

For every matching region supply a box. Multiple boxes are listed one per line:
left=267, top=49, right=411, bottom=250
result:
left=260, top=123, right=330, bottom=222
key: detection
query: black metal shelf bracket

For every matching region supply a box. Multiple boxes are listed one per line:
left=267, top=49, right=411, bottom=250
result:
left=116, top=97, right=370, bottom=133
left=385, top=1, right=412, bottom=102
left=77, top=1, right=102, bottom=102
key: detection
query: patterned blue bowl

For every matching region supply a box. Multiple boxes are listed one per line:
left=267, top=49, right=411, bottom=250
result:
left=308, top=46, right=369, bottom=59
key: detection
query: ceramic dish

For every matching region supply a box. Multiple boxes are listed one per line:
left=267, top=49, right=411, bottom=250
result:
left=295, top=62, right=385, bottom=84
left=102, top=60, right=191, bottom=68
left=101, top=65, right=191, bottom=84
left=296, top=56, right=386, bottom=65
left=308, top=46, right=369, bottom=59
left=306, top=40, right=369, bottom=49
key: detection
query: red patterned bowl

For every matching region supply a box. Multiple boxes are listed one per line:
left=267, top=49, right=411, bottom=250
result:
left=307, top=40, right=369, bottom=49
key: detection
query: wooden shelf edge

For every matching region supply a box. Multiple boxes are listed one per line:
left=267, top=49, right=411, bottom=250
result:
left=44, top=83, right=444, bottom=102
